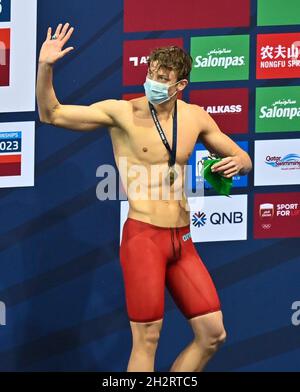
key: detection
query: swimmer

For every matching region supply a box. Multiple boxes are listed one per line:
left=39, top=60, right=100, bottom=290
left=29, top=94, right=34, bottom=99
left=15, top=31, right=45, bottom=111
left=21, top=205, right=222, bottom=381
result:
left=36, top=23, right=252, bottom=372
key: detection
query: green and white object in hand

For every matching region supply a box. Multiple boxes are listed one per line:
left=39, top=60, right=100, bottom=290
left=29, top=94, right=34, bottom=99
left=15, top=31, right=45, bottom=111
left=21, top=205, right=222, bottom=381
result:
left=203, top=158, right=233, bottom=196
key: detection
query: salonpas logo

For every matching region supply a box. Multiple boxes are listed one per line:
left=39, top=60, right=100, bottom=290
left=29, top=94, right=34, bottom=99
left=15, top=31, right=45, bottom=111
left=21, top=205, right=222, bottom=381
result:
left=190, top=35, right=250, bottom=82
left=256, top=86, right=300, bottom=133
left=260, top=99, right=300, bottom=120
left=195, top=48, right=245, bottom=69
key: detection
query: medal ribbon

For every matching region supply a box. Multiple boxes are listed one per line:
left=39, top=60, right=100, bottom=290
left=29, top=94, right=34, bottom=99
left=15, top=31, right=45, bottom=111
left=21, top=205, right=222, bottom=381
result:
left=148, top=100, right=177, bottom=168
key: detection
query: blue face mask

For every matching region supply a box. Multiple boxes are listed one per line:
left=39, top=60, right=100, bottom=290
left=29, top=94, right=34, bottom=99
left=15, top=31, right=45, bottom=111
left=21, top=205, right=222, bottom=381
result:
left=143, top=77, right=182, bottom=105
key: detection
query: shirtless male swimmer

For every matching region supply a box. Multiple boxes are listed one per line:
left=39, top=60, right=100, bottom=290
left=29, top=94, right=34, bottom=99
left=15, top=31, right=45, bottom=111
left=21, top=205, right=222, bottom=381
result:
left=36, top=23, right=252, bottom=372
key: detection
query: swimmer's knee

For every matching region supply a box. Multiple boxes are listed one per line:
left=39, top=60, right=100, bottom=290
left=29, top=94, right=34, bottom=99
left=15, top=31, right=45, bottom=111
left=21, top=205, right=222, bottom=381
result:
left=195, top=325, right=227, bottom=353
left=130, top=318, right=163, bottom=349
left=189, top=310, right=226, bottom=349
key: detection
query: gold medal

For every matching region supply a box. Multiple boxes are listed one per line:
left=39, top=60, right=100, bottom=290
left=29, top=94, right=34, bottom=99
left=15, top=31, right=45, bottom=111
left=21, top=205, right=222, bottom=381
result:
left=168, top=166, right=177, bottom=186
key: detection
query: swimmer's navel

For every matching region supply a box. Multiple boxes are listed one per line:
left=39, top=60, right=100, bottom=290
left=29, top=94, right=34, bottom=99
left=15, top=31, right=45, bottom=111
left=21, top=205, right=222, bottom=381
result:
left=142, top=147, right=148, bottom=152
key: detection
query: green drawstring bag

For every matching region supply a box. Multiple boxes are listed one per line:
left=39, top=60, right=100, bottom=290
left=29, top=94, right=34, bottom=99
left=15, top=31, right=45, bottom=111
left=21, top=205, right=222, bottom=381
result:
left=203, top=158, right=233, bottom=196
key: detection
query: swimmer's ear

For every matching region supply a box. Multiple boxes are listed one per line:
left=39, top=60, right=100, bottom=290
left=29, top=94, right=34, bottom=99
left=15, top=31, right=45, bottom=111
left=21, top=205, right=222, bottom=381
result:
left=177, top=79, right=188, bottom=91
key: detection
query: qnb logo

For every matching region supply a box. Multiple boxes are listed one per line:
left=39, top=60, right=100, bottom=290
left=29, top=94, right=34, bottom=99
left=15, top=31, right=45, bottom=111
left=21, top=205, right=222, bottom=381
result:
left=192, top=211, right=207, bottom=227
left=291, top=301, right=300, bottom=326
left=0, top=301, right=6, bottom=326
left=192, top=211, right=243, bottom=228
left=210, top=211, right=243, bottom=225
left=129, top=56, right=149, bottom=67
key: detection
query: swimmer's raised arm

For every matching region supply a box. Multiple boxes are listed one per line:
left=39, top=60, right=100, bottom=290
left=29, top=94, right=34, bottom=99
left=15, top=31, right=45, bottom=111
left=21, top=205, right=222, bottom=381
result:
left=36, top=23, right=121, bottom=131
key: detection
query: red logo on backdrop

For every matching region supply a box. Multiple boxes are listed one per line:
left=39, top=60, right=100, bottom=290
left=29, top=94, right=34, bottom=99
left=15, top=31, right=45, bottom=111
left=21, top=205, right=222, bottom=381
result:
left=257, top=33, right=300, bottom=79
left=124, top=0, right=250, bottom=32
left=123, top=38, right=184, bottom=86
left=189, top=89, right=249, bottom=134
left=254, top=193, right=300, bottom=239
left=0, top=28, right=10, bottom=86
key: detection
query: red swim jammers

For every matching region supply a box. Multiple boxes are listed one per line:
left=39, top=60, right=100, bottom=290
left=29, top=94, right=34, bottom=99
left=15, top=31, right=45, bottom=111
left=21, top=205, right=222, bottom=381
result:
left=119, top=217, right=221, bottom=323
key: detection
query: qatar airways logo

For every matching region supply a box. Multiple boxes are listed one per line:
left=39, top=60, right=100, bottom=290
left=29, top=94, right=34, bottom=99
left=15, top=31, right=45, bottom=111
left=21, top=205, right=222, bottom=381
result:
left=194, top=48, right=245, bottom=69
left=259, top=99, right=300, bottom=120
left=264, top=154, right=300, bottom=170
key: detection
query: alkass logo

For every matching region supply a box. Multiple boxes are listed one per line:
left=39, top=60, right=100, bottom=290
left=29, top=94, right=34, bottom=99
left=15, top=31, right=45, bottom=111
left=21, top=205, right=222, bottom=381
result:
left=254, top=193, right=300, bottom=239
left=259, top=98, right=300, bottom=120
left=257, top=33, right=300, bottom=79
left=0, top=132, right=22, bottom=176
left=0, top=28, right=10, bottom=86
left=205, top=105, right=242, bottom=114
left=123, top=38, right=184, bottom=86
left=190, top=88, right=249, bottom=134
left=259, top=203, right=274, bottom=219
left=190, top=35, right=250, bottom=82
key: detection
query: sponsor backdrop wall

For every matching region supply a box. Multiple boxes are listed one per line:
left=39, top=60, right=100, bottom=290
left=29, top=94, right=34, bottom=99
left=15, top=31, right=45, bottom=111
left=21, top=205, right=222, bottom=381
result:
left=0, top=0, right=299, bottom=371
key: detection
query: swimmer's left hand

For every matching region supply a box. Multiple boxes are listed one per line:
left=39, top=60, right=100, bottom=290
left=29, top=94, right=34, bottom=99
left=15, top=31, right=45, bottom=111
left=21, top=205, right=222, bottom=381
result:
left=211, top=156, right=242, bottom=178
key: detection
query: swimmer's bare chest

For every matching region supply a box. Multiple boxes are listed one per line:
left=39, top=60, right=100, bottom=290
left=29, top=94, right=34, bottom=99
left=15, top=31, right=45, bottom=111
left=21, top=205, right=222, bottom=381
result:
left=108, top=99, right=203, bottom=226
left=109, top=99, right=201, bottom=170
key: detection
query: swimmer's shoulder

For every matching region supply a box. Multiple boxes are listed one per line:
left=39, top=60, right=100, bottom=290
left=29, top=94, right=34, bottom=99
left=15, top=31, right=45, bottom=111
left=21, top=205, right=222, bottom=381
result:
left=178, top=99, right=206, bottom=115
left=177, top=100, right=209, bottom=137
left=111, top=97, right=207, bottom=119
left=125, top=95, right=148, bottom=111
left=108, top=96, right=146, bottom=115
left=105, top=97, right=146, bottom=133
